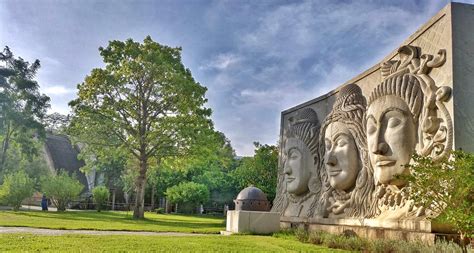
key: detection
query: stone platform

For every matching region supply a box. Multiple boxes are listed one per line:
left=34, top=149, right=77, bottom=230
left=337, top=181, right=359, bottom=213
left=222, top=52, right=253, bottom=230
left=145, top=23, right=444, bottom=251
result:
left=280, top=217, right=458, bottom=244
left=222, top=210, right=280, bottom=235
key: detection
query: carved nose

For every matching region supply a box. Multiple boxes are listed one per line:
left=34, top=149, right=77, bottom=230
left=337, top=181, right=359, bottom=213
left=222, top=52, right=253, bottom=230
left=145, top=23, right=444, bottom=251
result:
left=326, top=155, right=337, bottom=166
left=283, top=161, right=291, bottom=174
left=373, top=142, right=389, bottom=155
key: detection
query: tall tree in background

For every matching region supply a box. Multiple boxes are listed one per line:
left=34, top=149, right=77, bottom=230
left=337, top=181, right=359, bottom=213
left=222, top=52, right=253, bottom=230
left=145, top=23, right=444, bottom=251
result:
left=232, top=143, right=278, bottom=201
left=69, top=37, right=211, bottom=218
left=44, top=112, right=70, bottom=134
left=0, top=46, right=50, bottom=172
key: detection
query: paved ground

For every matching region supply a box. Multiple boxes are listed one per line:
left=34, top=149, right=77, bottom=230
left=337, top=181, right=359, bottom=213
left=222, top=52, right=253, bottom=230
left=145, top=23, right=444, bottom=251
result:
left=0, top=226, right=214, bottom=236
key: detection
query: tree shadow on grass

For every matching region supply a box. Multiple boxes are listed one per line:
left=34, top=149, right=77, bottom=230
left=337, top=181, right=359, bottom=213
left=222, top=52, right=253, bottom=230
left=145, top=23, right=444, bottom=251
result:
left=0, top=210, right=225, bottom=232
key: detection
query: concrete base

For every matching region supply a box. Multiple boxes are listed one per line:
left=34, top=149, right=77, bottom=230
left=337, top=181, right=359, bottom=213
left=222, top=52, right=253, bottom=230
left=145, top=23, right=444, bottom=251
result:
left=280, top=217, right=459, bottom=244
left=224, top=210, right=280, bottom=234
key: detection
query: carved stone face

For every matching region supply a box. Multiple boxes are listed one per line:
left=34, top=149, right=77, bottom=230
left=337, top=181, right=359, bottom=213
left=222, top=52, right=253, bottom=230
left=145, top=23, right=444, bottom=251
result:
left=324, top=122, right=359, bottom=191
left=283, top=137, right=312, bottom=196
left=366, top=95, right=416, bottom=186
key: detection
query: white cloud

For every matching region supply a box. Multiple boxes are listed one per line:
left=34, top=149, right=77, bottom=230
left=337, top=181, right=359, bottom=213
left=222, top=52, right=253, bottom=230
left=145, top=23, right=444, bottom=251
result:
left=201, top=53, right=241, bottom=70
left=42, top=85, right=75, bottom=96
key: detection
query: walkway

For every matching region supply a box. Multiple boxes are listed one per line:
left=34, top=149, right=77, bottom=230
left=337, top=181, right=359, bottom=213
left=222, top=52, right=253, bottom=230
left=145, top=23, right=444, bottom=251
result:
left=0, top=226, right=215, bottom=236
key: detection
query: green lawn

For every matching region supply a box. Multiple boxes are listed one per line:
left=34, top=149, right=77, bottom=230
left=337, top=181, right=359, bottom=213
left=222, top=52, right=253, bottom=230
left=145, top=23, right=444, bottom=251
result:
left=0, top=233, right=346, bottom=252
left=0, top=210, right=225, bottom=233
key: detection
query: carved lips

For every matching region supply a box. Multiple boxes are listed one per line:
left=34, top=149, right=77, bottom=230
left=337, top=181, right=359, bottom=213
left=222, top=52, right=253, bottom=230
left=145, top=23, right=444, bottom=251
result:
left=375, top=159, right=396, bottom=167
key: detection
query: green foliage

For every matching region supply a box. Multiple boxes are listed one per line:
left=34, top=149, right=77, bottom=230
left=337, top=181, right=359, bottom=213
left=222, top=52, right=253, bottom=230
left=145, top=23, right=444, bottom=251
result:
left=41, top=171, right=83, bottom=211
left=92, top=186, right=110, bottom=212
left=68, top=36, right=212, bottom=218
left=165, top=182, right=209, bottom=210
left=0, top=46, right=50, bottom=171
left=291, top=229, right=464, bottom=253
left=231, top=142, right=278, bottom=201
left=43, top=112, right=69, bottom=134
left=0, top=140, right=51, bottom=188
left=0, top=171, right=34, bottom=210
left=151, top=131, right=237, bottom=206
left=402, top=151, right=474, bottom=240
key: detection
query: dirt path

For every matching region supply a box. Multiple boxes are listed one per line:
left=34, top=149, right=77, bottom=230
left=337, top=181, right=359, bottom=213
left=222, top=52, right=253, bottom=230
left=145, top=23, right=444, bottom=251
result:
left=0, top=226, right=217, bottom=236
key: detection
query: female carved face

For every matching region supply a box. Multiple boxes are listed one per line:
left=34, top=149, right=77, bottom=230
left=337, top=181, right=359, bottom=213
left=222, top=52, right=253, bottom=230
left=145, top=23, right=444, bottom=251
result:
left=366, top=95, right=416, bottom=186
left=324, top=121, right=359, bottom=191
left=283, top=137, right=312, bottom=196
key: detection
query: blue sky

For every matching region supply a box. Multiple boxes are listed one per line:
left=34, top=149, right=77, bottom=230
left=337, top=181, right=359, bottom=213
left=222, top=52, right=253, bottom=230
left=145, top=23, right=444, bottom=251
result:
left=0, top=0, right=466, bottom=156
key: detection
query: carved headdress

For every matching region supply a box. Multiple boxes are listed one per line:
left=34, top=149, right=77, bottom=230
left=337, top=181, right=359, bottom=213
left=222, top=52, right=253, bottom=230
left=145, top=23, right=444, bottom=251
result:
left=271, top=107, right=321, bottom=217
left=318, top=83, right=377, bottom=218
left=286, top=107, right=320, bottom=157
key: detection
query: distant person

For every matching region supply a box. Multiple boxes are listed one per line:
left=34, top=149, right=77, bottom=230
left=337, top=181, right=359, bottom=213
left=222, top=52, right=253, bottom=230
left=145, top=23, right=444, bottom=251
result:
left=224, top=204, right=229, bottom=215
left=41, top=194, right=48, bottom=211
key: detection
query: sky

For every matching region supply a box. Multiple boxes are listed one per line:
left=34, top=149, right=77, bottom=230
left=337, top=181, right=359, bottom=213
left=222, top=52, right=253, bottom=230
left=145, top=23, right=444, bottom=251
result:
left=0, top=0, right=468, bottom=156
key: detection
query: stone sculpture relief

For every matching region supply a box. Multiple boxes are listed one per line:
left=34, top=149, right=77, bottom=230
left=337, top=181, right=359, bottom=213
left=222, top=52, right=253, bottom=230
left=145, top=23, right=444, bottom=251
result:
left=273, top=45, right=453, bottom=222
left=318, top=84, right=376, bottom=218
left=370, top=45, right=452, bottom=219
left=272, top=108, right=322, bottom=218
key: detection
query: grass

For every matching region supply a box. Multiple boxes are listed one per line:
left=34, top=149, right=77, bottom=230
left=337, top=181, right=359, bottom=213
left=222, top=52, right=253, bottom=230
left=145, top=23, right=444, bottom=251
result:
left=0, top=234, right=344, bottom=252
left=0, top=210, right=225, bottom=233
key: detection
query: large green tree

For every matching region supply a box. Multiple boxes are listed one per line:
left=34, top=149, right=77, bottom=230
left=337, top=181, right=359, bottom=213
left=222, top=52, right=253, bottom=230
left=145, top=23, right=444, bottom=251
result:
left=232, top=143, right=278, bottom=201
left=0, top=46, right=50, bottom=171
left=69, top=37, right=211, bottom=218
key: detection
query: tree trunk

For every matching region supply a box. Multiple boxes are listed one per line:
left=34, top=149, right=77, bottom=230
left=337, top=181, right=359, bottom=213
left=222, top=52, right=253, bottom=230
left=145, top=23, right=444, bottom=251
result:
left=133, top=156, right=147, bottom=219
left=150, top=184, right=156, bottom=211
left=111, top=189, right=116, bottom=211
left=0, top=121, right=12, bottom=171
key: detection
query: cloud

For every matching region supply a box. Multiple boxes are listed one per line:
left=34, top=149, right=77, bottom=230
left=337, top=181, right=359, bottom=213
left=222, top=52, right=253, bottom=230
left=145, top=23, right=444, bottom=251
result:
left=201, top=53, right=241, bottom=70
left=42, top=85, right=75, bottom=96
left=203, top=0, right=446, bottom=155
left=1, top=0, right=448, bottom=156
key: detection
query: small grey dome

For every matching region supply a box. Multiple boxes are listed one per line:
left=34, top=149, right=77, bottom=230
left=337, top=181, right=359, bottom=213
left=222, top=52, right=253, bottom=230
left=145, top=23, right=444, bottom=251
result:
left=234, top=186, right=271, bottom=212
left=236, top=186, right=268, bottom=201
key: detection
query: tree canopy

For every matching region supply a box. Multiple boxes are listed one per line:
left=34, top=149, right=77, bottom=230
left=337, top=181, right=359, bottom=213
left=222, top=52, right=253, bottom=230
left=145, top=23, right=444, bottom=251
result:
left=69, top=36, right=212, bottom=218
left=232, top=142, right=278, bottom=201
left=0, top=46, right=50, bottom=172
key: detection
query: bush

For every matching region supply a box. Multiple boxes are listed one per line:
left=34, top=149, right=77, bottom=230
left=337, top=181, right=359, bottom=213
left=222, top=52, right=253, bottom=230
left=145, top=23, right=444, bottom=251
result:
left=165, top=182, right=209, bottom=213
left=41, top=170, right=83, bottom=211
left=0, top=171, right=35, bottom=211
left=154, top=207, right=165, bottom=214
left=92, top=186, right=109, bottom=212
left=293, top=229, right=465, bottom=253
left=402, top=151, right=474, bottom=243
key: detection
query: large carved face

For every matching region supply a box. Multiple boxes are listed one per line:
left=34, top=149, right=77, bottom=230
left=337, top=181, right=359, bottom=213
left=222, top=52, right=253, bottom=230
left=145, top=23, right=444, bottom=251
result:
left=324, top=121, right=359, bottom=191
left=366, top=95, right=416, bottom=186
left=283, top=137, right=312, bottom=196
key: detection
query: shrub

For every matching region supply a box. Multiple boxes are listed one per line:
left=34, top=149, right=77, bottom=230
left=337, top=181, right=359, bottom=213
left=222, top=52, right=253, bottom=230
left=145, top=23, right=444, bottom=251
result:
left=402, top=151, right=474, bottom=243
left=165, top=182, right=209, bottom=213
left=154, top=207, right=165, bottom=214
left=0, top=171, right=35, bottom=211
left=41, top=170, right=83, bottom=211
left=92, top=186, right=109, bottom=212
left=295, top=229, right=465, bottom=253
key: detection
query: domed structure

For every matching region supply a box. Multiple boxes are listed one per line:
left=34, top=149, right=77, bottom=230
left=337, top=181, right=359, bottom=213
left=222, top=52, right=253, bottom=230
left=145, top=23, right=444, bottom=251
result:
left=234, top=186, right=271, bottom=211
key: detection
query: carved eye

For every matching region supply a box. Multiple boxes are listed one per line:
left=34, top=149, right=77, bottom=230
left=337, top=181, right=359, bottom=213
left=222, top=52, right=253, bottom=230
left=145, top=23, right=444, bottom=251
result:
left=289, top=149, right=300, bottom=160
left=367, top=119, right=377, bottom=135
left=388, top=117, right=401, bottom=128
left=367, top=125, right=376, bottom=135
left=337, top=139, right=347, bottom=147
left=325, top=139, right=332, bottom=151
